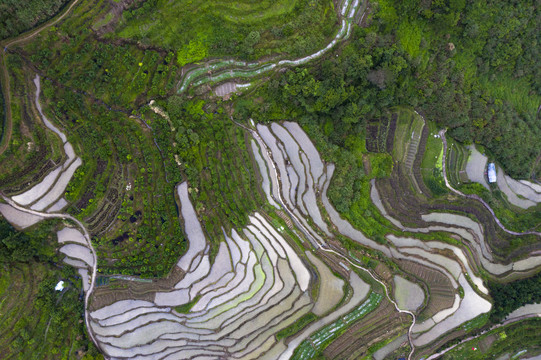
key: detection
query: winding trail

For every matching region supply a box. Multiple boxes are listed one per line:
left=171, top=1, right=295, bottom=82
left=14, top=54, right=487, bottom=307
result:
left=0, top=194, right=100, bottom=351
left=439, top=129, right=541, bottom=237
left=0, top=0, right=82, bottom=156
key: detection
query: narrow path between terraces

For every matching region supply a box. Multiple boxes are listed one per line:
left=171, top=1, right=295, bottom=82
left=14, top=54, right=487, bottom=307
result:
left=439, top=128, right=541, bottom=237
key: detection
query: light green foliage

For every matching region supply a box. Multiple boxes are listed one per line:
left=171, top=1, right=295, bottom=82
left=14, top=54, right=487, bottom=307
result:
left=276, top=313, right=318, bottom=340
left=115, top=0, right=337, bottom=62
left=174, top=296, right=201, bottom=313
left=462, top=313, right=489, bottom=332
left=397, top=20, right=422, bottom=57
left=368, top=153, right=393, bottom=179
left=421, top=121, right=447, bottom=196
left=374, top=0, right=398, bottom=28
left=177, top=35, right=210, bottom=67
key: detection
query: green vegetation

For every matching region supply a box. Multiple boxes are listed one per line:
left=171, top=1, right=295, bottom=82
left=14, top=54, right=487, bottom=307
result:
left=444, top=140, right=541, bottom=234
left=0, top=0, right=69, bottom=40
left=113, top=0, right=337, bottom=62
left=458, top=182, right=541, bottom=234
left=462, top=313, right=489, bottom=333
left=165, top=97, right=265, bottom=238
left=276, top=312, right=318, bottom=341
left=174, top=296, right=200, bottom=314
left=421, top=121, right=447, bottom=197
left=442, top=319, right=541, bottom=360
left=0, top=0, right=540, bottom=357
left=368, top=153, right=393, bottom=179
left=392, top=109, right=424, bottom=164
left=0, top=55, right=64, bottom=187
left=0, top=218, right=57, bottom=263
left=445, top=139, right=469, bottom=188
left=241, top=0, right=541, bottom=179
left=489, top=272, right=541, bottom=322
left=0, top=263, right=103, bottom=359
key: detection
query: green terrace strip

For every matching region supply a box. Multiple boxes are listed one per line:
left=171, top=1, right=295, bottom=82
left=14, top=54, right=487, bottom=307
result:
left=276, top=313, right=319, bottom=341
left=291, top=292, right=383, bottom=359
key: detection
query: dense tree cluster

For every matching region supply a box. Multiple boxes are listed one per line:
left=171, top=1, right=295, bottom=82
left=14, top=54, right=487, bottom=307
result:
left=0, top=219, right=56, bottom=263
left=393, top=0, right=541, bottom=178
left=0, top=0, right=69, bottom=40
left=489, top=272, right=541, bottom=321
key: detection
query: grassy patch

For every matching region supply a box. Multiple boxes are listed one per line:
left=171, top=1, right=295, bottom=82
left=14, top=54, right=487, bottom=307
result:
left=392, top=108, right=424, bottom=163
left=276, top=312, right=318, bottom=341
left=420, top=120, right=448, bottom=196
left=397, top=20, right=422, bottom=57
left=114, top=0, right=338, bottom=62
left=368, top=153, right=393, bottom=178
left=174, top=296, right=201, bottom=314
left=462, top=313, right=489, bottom=332
left=479, top=74, right=539, bottom=116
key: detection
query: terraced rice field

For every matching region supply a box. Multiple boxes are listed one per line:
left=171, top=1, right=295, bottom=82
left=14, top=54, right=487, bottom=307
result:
left=8, top=76, right=81, bottom=213
left=2, top=93, right=540, bottom=359
left=496, top=165, right=538, bottom=209
left=306, top=251, right=345, bottom=316
left=85, top=184, right=350, bottom=358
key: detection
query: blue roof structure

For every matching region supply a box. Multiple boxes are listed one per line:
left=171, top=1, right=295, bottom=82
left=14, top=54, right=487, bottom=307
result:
left=488, top=163, right=496, bottom=183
